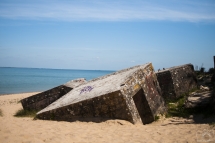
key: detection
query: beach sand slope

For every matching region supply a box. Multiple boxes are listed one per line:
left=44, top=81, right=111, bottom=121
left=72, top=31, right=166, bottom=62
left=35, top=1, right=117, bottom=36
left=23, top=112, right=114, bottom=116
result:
left=0, top=93, right=214, bottom=143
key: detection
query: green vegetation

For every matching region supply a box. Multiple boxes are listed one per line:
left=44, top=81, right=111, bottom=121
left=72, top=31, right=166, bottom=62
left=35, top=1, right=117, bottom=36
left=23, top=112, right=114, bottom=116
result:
left=14, top=109, right=38, bottom=118
left=0, top=109, right=3, bottom=116
left=154, top=115, right=160, bottom=121
left=165, top=90, right=214, bottom=118
left=50, top=113, right=55, bottom=120
left=166, top=102, right=214, bottom=118
left=165, top=94, right=188, bottom=118
left=209, top=122, right=215, bottom=127
left=208, top=68, right=214, bottom=74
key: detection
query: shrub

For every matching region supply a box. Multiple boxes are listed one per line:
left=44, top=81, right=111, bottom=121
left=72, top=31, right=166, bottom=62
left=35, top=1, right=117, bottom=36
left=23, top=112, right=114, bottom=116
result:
left=14, top=109, right=37, bottom=118
left=154, top=115, right=160, bottom=121
left=165, top=92, right=214, bottom=118
left=166, top=95, right=188, bottom=118
left=200, top=67, right=205, bottom=73
left=208, top=68, right=214, bottom=74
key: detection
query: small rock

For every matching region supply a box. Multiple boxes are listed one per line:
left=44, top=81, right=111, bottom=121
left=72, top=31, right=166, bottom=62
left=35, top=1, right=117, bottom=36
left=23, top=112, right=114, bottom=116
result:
left=198, top=76, right=204, bottom=81
left=189, top=115, right=193, bottom=119
left=200, top=85, right=209, bottom=91
left=185, top=91, right=213, bottom=108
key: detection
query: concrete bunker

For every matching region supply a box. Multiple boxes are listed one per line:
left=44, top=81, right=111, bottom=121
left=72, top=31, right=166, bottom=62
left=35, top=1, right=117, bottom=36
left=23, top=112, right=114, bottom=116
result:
left=156, top=64, right=197, bottom=100
left=21, top=78, right=87, bottom=110
left=36, top=63, right=165, bottom=124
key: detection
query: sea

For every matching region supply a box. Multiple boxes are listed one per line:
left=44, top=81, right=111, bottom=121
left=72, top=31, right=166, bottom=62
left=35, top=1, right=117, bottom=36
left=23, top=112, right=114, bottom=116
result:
left=0, top=67, right=115, bottom=95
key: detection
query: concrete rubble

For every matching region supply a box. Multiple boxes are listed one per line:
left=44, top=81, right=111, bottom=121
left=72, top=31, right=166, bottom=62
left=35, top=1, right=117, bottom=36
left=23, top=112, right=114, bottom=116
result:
left=200, top=85, right=210, bottom=91
left=185, top=91, right=213, bottom=108
left=36, top=63, right=166, bottom=124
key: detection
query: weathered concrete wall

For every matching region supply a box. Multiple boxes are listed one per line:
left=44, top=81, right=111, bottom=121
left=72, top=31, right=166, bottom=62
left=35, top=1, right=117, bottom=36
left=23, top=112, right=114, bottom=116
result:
left=156, top=64, right=197, bottom=100
left=119, top=64, right=164, bottom=124
left=21, top=78, right=87, bottom=110
left=36, top=63, right=165, bottom=124
left=36, top=91, right=131, bottom=122
left=212, top=92, right=215, bottom=113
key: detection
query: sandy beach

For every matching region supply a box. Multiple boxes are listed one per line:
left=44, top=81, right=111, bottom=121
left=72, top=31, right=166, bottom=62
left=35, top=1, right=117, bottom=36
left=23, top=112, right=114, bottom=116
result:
left=0, top=92, right=215, bottom=143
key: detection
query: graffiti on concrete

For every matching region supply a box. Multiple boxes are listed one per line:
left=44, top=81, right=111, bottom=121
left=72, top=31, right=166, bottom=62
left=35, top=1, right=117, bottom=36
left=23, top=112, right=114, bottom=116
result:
left=80, top=86, right=93, bottom=94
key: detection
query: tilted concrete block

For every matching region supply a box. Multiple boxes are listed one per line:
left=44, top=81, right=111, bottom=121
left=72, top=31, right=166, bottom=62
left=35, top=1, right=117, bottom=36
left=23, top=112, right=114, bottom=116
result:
left=36, top=63, right=165, bottom=124
left=21, top=78, right=87, bottom=110
left=156, top=64, right=197, bottom=100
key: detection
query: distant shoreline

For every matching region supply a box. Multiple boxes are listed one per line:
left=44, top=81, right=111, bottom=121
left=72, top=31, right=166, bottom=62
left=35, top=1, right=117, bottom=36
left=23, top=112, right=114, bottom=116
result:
left=0, top=66, right=116, bottom=72
left=0, top=91, right=41, bottom=96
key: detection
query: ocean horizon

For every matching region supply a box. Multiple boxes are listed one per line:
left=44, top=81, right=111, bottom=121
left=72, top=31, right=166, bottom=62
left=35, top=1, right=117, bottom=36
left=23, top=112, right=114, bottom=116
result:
left=0, top=67, right=115, bottom=95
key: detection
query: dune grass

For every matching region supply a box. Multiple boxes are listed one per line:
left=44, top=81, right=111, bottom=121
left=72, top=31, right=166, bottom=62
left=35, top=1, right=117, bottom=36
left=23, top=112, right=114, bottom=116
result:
left=14, top=109, right=37, bottom=118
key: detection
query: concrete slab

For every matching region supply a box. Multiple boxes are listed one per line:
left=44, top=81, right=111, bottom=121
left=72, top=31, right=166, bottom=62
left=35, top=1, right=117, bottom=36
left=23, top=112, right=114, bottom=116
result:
left=21, top=78, right=87, bottom=110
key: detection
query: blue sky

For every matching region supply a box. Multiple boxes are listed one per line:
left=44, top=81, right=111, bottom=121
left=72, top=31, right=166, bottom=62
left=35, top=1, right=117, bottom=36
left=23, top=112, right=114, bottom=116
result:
left=0, top=0, right=215, bottom=71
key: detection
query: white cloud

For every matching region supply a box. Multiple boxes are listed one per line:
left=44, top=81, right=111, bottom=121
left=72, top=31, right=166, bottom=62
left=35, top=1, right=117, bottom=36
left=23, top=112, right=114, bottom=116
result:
left=0, top=0, right=215, bottom=22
